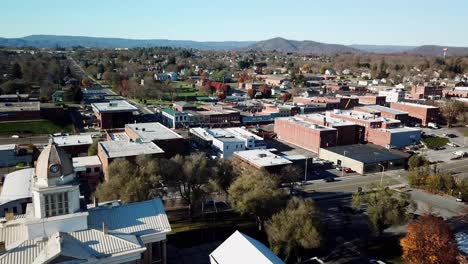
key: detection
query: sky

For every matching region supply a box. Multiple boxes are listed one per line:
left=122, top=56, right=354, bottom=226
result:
left=1, top=0, right=468, bottom=46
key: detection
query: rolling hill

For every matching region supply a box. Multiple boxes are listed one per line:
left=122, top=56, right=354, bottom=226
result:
left=1, top=35, right=468, bottom=56
left=247, top=37, right=359, bottom=54
left=0, top=35, right=255, bottom=50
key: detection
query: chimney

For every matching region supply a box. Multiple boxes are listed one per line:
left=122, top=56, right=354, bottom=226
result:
left=93, top=196, right=99, bottom=207
left=5, top=211, right=14, bottom=222
left=102, top=222, right=108, bottom=235
left=0, top=242, right=5, bottom=253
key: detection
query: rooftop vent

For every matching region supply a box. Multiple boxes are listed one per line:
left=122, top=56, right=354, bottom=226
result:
left=258, top=153, right=267, bottom=158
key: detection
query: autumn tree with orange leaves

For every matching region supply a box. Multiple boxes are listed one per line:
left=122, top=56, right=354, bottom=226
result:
left=400, top=214, right=459, bottom=264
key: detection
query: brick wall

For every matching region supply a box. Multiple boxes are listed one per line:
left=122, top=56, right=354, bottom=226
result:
left=391, top=102, right=440, bottom=126
left=274, top=118, right=337, bottom=153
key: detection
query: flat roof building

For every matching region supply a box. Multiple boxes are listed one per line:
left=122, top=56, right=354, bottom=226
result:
left=0, top=102, right=40, bottom=122
left=354, top=104, right=408, bottom=123
left=98, top=140, right=164, bottom=180
left=92, top=100, right=138, bottom=129
left=125, top=122, right=185, bottom=157
left=319, top=144, right=407, bottom=174
left=390, top=101, right=440, bottom=126
left=233, top=149, right=292, bottom=171
left=274, top=116, right=337, bottom=153
left=52, top=134, right=94, bottom=157
left=190, top=127, right=266, bottom=158
left=72, top=155, right=102, bottom=198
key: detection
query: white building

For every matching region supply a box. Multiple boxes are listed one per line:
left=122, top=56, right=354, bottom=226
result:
left=189, top=127, right=266, bottom=158
left=210, top=230, right=284, bottom=264
left=378, top=88, right=405, bottom=103
left=0, top=143, right=171, bottom=264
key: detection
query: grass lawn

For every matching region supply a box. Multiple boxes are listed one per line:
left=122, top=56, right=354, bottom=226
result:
left=0, top=120, right=74, bottom=135
left=422, top=137, right=449, bottom=149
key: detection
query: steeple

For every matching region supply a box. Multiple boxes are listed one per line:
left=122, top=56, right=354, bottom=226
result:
left=34, top=142, right=75, bottom=187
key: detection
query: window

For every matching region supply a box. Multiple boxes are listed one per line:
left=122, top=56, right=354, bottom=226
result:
left=94, top=167, right=100, bottom=173
left=45, top=192, right=69, bottom=217
left=86, top=168, right=91, bottom=173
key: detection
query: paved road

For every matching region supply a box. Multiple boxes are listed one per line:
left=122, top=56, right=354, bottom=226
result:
left=301, top=169, right=468, bottom=219
left=0, top=135, right=49, bottom=145
left=409, top=188, right=467, bottom=219
left=302, top=170, right=406, bottom=194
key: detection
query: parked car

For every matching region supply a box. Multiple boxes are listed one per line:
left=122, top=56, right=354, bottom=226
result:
left=342, top=167, right=353, bottom=173
left=11, top=135, right=19, bottom=139
left=447, top=142, right=459, bottom=147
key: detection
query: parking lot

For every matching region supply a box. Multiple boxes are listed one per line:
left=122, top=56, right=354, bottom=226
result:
left=420, top=126, right=468, bottom=163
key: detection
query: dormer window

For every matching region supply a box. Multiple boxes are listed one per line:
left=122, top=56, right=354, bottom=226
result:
left=44, top=192, right=69, bottom=217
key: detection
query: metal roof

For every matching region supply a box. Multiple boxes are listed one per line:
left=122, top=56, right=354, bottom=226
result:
left=210, top=231, right=284, bottom=264
left=0, top=168, right=34, bottom=205
left=88, top=198, right=171, bottom=237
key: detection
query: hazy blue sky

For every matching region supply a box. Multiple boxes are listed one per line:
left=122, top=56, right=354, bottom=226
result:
left=1, top=0, right=467, bottom=46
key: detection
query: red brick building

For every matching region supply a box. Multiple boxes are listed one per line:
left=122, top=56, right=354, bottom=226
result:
left=443, top=87, right=468, bottom=98
left=353, top=105, right=408, bottom=123
left=92, top=100, right=138, bottom=130
left=292, top=96, right=358, bottom=110
left=301, top=114, right=362, bottom=145
left=411, top=84, right=443, bottom=99
left=125, top=122, right=185, bottom=158
left=274, top=116, right=337, bottom=153
left=0, top=102, right=40, bottom=122
left=390, top=102, right=440, bottom=126
left=173, top=101, right=197, bottom=112
left=357, top=95, right=386, bottom=106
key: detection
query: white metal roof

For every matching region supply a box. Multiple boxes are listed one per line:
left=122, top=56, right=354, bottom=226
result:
left=88, top=198, right=171, bottom=237
left=210, top=231, right=284, bottom=264
left=0, top=144, right=15, bottom=151
left=0, top=168, right=34, bottom=205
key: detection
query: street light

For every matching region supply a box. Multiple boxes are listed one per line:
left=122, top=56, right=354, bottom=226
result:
left=304, top=157, right=309, bottom=182
left=378, top=163, right=385, bottom=186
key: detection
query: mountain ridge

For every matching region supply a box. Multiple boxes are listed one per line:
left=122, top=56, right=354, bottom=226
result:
left=1, top=35, right=468, bottom=56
